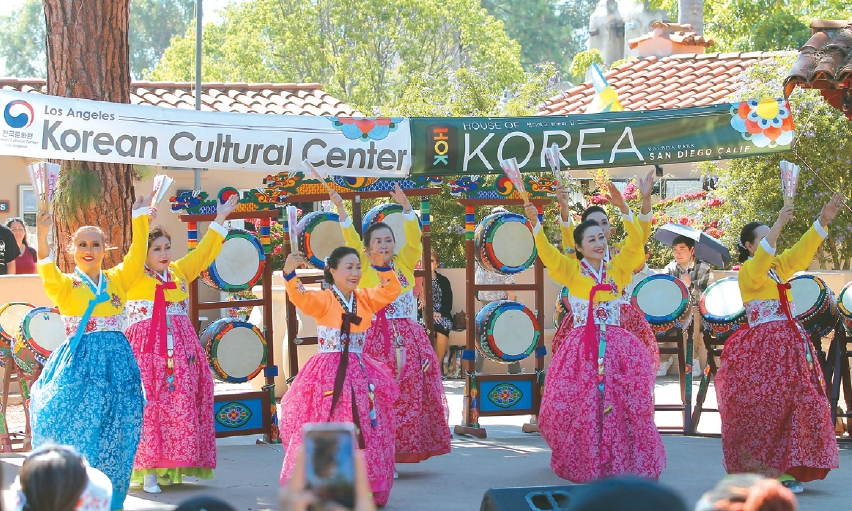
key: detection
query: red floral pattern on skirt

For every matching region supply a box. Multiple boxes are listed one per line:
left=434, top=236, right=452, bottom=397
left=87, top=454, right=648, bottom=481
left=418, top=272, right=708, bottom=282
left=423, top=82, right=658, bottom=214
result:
left=365, top=317, right=451, bottom=463
left=715, top=320, right=839, bottom=481
left=552, top=303, right=659, bottom=371
left=540, top=324, right=665, bottom=482
left=126, top=315, right=216, bottom=471
left=279, top=352, right=399, bottom=506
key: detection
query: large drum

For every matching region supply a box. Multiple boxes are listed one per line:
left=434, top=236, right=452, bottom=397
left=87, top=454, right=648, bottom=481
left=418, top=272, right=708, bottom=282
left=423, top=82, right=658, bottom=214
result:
left=297, top=211, right=346, bottom=269
left=474, top=212, right=536, bottom=275
left=789, top=274, right=838, bottom=336
left=13, top=307, right=64, bottom=375
left=552, top=286, right=571, bottom=329
left=838, top=281, right=852, bottom=334
left=699, top=277, right=746, bottom=335
left=631, top=274, right=691, bottom=335
left=0, top=302, right=35, bottom=349
left=201, top=318, right=267, bottom=383
left=475, top=300, right=540, bottom=363
left=201, top=229, right=265, bottom=292
left=362, top=203, right=421, bottom=256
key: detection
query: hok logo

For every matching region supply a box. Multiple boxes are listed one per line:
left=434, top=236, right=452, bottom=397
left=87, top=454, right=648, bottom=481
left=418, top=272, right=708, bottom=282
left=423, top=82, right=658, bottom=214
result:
left=4, top=100, right=34, bottom=129
left=425, top=124, right=456, bottom=171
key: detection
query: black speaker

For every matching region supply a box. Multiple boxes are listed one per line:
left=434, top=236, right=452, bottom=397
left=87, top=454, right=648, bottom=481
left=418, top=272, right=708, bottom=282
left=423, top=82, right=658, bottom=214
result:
left=479, top=485, right=580, bottom=511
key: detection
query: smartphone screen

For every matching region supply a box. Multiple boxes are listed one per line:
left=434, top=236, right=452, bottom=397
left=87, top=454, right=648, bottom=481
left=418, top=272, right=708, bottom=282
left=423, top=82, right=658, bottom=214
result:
left=303, top=423, right=356, bottom=511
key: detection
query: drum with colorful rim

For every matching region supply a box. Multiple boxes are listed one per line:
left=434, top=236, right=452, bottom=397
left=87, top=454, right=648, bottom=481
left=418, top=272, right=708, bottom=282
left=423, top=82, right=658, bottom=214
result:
left=361, top=203, right=422, bottom=256
left=838, top=281, right=852, bottom=334
left=552, top=286, right=571, bottom=329
left=0, top=302, right=35, bottom=364
left=201, top=318, right=268, bottom=383
left=789, top=274, right=838, bottom=336
left=475, top=300, right=540, bottom=363
left=201, top=229, right=265, bottom=293
left=13, top=307, right=64, bottom=374
left=474, top=212, right=537, bottom=275
left=699, top=277, right=746, bottom=335
left=631, top=274, right=691, bottom=335
left=297, top=211, right=346, bottom=270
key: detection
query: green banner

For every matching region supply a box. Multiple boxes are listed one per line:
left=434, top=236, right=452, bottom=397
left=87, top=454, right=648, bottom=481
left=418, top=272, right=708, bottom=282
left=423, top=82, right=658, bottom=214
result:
left=410, top=99, right=795, bottom=176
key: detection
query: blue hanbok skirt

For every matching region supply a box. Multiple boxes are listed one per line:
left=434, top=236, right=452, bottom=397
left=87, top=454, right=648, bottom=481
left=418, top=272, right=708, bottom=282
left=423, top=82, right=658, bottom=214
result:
left=31, top=330, right=144, bottom=510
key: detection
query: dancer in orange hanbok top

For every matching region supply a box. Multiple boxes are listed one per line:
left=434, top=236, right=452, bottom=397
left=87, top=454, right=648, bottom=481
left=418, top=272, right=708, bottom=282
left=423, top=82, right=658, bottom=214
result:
left=331, top=184, right=450, bottom=465
left=716, top=195, right=842, bottom=494
left=278, top=247, right=401, bottom=506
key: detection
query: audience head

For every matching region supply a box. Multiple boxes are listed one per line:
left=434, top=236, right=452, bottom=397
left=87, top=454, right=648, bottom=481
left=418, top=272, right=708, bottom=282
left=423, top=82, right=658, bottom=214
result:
left=6, top=217, right=29, bottom=247
left=174, top=496, right=237, bottom=511
left=13, top=445, right=112, bottom=511
left=695, top=474, right=797, bottom=511
left=571, top=476, right=687, bottom=511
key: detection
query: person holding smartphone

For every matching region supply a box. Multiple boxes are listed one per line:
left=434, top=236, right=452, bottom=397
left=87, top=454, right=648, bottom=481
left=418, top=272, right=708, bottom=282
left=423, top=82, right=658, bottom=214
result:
left=279, top=247, right=401, bottom=506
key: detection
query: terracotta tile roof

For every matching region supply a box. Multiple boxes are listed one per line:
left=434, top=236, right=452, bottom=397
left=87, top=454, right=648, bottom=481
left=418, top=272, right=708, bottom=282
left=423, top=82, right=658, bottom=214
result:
left=539, top=51, right=790, bottom=115
left=0, top=78, right=358, bottom=116
left=627, top=22, right=715, bottom=50
left=783, top=20, right=852, bottom=119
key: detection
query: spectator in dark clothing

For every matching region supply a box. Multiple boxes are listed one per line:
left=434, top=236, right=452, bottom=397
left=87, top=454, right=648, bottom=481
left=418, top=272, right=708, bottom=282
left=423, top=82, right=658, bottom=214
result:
left=0, top=222, right=20, bottom=275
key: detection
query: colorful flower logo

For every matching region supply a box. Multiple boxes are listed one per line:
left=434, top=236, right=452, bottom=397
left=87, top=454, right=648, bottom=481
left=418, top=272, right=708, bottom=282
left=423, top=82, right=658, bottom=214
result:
left=730, top=98, right=795, bottom=148
left=330, top=117, right=403, bottom=141
left=216, top=401, right=253, bottom=428
left=487, top=383, right=523, bottom=408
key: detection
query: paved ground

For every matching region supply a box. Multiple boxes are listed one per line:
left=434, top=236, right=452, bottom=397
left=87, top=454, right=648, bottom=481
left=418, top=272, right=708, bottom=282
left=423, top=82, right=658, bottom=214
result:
left=3, top=376, right=852, bottom=511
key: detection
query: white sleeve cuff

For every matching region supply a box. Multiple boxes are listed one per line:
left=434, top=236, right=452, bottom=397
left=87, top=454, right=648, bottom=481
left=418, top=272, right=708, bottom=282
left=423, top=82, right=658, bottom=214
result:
left=559, top=219, right=572, bottom=228
left=402, top=209, right=417, bottom=220
left=621, top=211, right=634, bottom=222
left=339, top=216, right=352, bottom=228
left=813, top=219, right=828, bottom=239
left=532, top=222, right=541, bottom=235
left=38, top=254, right=53, bottom=264
left=132, top=206, right=150, bottom=218
left=760, top=238, right=776, bottom=256
left=638, top=211, right=652, bottom=222
left=208, top=221, right=228, bottom=237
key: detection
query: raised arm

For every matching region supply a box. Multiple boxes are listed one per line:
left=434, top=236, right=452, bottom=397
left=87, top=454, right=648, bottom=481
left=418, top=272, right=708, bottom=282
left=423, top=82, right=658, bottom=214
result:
left=174, top=195, right=238, bottom=281
left=524, top=202, right=579, bottom=289
left=774, top=194, right=842, bottom=280
left=359, top=267, right=403, bottom=315
left=610, top=210, right=647, bottom=285
left=738, top=205, right=793, bottom=293
left=282, top=253, right=332, bottom=316
left=35, top=211, right=70, bottom=304
left=554, top=182, right=576, bottom=253
left=108, top=195, right=151, bottom=291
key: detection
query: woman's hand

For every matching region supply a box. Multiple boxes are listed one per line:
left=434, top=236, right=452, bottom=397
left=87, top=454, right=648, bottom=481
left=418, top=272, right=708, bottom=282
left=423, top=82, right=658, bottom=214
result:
left=638, top=169, right=655, bottom=215
left=36, top=211, right=53, bottom=259
left=554, top=183, right=571, bottom=222
left=765, top=204, right=794, bottom=250
left=329, top=190, right=348, bottom=222
left=281, top=447, right=376, bottom=511
left=214, top=195, right=239, bottom=225
left=819, top=193, right=843, bottom=228
left=523, top=202, right=539, bottom=226
left=149, top=206, right=158, bottom=222
left=433, top=312, right=442, bottom=322
left=133, top=194, right=148, bottom=211
left=283, top=253, right=306, bottom=275
left=366, top=245, right=392, bottom=268
left=607, top=181, right=628, bottom=215
left=390, top=182, right=412, bottom=213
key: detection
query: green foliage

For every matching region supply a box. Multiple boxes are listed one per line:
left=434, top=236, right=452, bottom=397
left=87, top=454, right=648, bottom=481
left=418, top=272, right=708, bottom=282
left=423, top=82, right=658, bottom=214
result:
left=0, top=0, right=45, bottom=77
left=482, top=0, right=597, bottom=76
left=698, top=54, right=852, bottom=269
left=568, top=49, right=604, bottom=83
left=151, top=0, right=525, bottom=112
left=0, top=0, right=194, bottom=78
left=647, top=0, right=849, bottom=52
left=54, top=168, right=102, bottom=223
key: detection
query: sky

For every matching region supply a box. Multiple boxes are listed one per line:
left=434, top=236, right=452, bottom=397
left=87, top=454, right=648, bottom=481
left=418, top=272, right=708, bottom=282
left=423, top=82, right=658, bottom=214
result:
left=0, top=0, right=241, bottom=23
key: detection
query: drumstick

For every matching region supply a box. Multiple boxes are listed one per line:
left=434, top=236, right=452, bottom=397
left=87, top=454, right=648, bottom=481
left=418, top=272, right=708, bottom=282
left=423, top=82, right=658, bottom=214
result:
left=303, top=159, right=335, bottom=195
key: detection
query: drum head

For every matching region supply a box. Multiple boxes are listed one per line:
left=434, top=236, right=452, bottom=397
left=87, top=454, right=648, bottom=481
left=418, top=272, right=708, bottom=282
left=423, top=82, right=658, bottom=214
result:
left=476, top=300, right=539, bottom=362
left=631, top=275, right=689, bottom=324
left=700, top=278, right=744, bottom=320
left=23, top=308, right=65, bottom=356
left=839, top=282, right=852, bottom=319
left=205, top=320, right=267, bottom=383
left=476, top=213, right=536, bottom=275
left=789, top=275, right=824, bottom=319
left=203, top=230, right=265, bottom=292
left=0, top=303, right=35, bottom=343
left=301, top=213, right=346, bottom=269
left=491, top=221, right=535, bottom=269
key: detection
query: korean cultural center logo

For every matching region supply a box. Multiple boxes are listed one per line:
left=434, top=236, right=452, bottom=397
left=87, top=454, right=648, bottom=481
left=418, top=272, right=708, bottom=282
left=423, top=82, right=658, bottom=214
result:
left=4, top=100, right=34, bottom=129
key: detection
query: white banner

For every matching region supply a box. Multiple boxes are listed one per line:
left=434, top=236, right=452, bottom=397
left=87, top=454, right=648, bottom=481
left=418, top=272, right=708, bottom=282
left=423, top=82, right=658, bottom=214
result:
left=0, top=90, right=411, bottom=177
